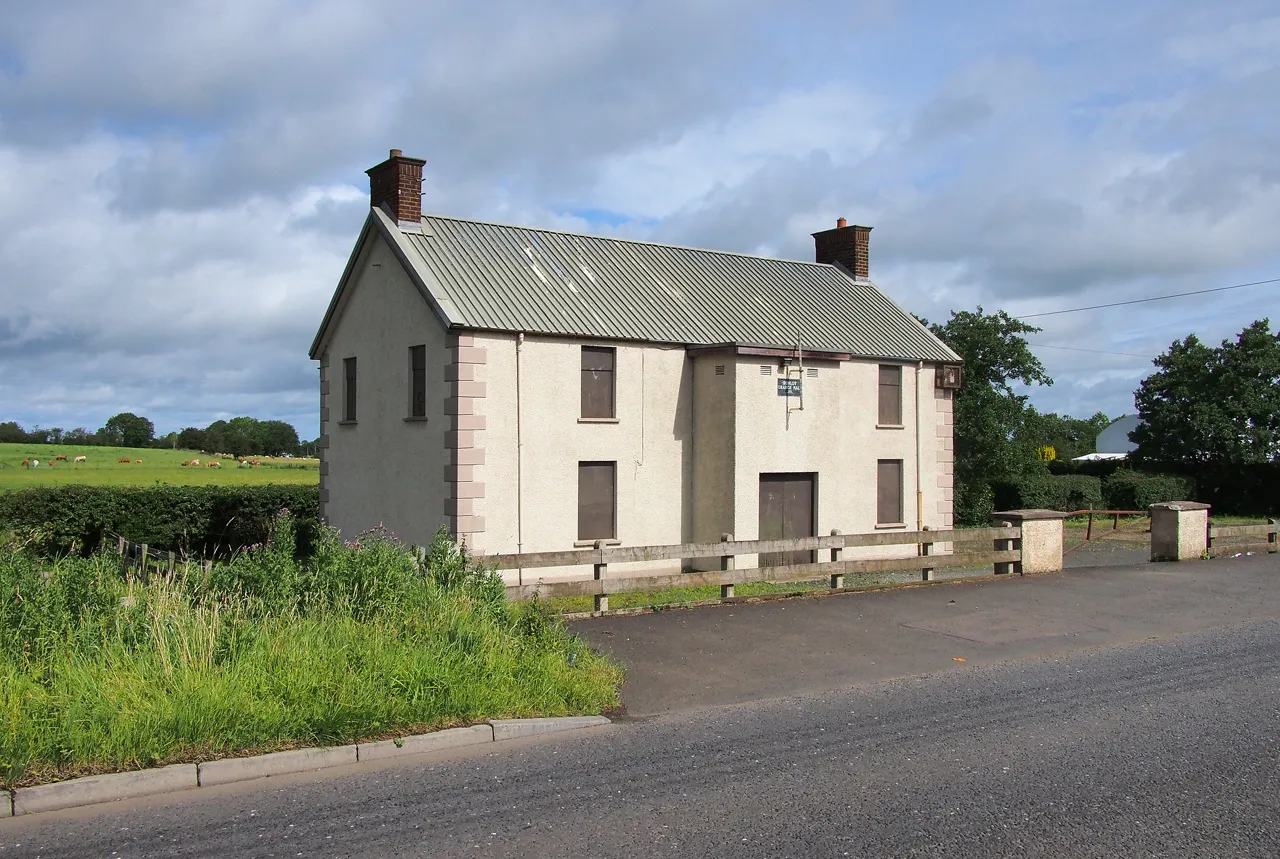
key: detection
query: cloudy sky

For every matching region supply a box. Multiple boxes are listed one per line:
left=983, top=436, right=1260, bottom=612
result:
left=2, top=0, right=1278, bottom=439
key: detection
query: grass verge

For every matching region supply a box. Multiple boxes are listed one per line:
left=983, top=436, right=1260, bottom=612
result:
left=0, top=520, right=621, bottom=788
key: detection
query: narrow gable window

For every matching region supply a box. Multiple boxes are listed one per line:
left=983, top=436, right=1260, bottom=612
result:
left=578, top=461, right=617, bottom=541
left=409, top=345, right=427, bottom=418
left=581, top=346, right=616, bottom=419
left=343, top=357, right=358, bottom=422
left=877, top=459, right=903, bottom=525
left=878, top=364, right=902, bottom=426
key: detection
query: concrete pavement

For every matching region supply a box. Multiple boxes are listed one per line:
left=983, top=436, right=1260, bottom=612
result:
left=573, top=551, right=1280, bottom=715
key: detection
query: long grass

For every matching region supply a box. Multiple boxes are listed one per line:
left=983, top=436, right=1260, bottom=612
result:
left=0, top=520, right=621, bottom=787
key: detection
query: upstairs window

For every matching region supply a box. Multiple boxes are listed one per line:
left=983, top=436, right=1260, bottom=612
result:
left=409, top=345, right=427, bottom=418
left=581, top=346, right=616, bottom=419
left=878, top=364, right=902, bottom=425
left=343, top=357, right=358, bottom=422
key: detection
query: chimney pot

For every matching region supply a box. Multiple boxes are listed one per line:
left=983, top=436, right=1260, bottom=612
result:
left=836, top=217, right=847, bottom=228
left=367, top=148, right=426, bottom=224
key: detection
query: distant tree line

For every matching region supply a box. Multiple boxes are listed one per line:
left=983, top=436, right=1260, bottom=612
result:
left=0, top=414, right=318, bottom=458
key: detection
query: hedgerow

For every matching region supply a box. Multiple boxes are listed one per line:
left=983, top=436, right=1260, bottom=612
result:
left=0, top=485, right=319, bottom=558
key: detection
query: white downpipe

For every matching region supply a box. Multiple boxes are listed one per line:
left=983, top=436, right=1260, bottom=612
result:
left=915, top=360, right=924, bottom=531
left=516, top=332, right=525, bottom=585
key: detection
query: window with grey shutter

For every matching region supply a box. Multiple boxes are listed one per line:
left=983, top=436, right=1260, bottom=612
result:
left=578, top=461, right=616, bottom=541
left=877, top=459, right=903, bottom=525
left=343, top=357, right=358, bottom=422
left=581, top=346, right=615, bottom=418
left=409, top=345, right=426, bottom=418
left=878, top=365, right=902, bottom=425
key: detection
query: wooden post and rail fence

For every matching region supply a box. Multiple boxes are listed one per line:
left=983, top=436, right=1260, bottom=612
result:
left=490, top=514, right=1066, bottom=611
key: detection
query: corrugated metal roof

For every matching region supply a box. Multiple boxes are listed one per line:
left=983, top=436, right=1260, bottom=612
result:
left=398, top=214, right=959, bottom=363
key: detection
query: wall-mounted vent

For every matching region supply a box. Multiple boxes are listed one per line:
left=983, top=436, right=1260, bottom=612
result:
left=715, top=365, right=725, bottom=376
left=806, top=367, right=818, bottom=378
left=760, top=365, right=772, bottom=376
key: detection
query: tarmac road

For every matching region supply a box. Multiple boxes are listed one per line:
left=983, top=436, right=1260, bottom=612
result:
left=4, top=556, right=1279, bottom=858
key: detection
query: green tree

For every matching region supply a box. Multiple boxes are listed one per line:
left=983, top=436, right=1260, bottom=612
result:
left=0, top=422, right=27, bottom=443
left=1017, top=410, right=1112, bottom=461
left=1131, top=319, right=1280, bottom=465
left=97, top=412, right=156, bottom=449
left=924, top=308, right=1053, bottom=524
left=177, top=427, right=207, bottom=451
left=256, top=420, right=300, bottom=456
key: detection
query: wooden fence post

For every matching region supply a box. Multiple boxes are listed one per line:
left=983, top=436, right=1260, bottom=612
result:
left=720, top=533, right=735, bottom=598
left=920, top=525, right=934, bottom=581
left=1269, top=518, right=1277, bottom=554
left=140, top=543, right=148, bottom=574
left=593, top=540, right=609, bottom=612
left=117, top=535, right=125, bottom=556
left=992, top=522, right=1013, bottom=575
left=829, top=529, right=844, bottom=589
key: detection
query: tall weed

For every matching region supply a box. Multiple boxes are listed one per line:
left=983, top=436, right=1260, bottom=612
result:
left=0, top=520, right=620, bottom=787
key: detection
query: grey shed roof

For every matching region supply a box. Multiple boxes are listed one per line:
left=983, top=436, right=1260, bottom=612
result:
left=314, top=208, right=960, bottom=363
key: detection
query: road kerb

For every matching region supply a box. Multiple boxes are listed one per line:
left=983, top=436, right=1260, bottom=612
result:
left=12, top=764, right=197, bottom=816
left=5, top=719, right=610, bottom=818
left=358, top=725, right=495, bottom=762
left=490, top=716, right=612, bottom=741
left=197, top=745, right=358, bottom=788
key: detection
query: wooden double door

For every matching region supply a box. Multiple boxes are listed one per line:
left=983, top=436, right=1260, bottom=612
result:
left=758, top=473, right=816, bottom=566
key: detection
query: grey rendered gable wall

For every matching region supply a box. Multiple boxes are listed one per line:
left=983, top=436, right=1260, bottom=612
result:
left=318, top=229, right=451, bottom=546
left=311, top=208, right=462, bottom=361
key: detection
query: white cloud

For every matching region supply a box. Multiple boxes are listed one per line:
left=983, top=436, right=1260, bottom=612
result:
left=0, top=0, right=1278, bottom=436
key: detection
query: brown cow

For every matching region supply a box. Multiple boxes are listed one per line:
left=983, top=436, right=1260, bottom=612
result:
left=55, top=454, right=67, bottom=462
left=118, top=458, right=130, bottom=464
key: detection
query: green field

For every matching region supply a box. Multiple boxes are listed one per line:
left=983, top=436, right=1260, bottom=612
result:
left=0, top=443, right=318, bottom=491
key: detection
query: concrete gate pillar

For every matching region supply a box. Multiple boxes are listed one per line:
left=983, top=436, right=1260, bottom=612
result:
left=990, top=509, right=1068, bottom=574
left=1149, top=501, right=1211, bottom=562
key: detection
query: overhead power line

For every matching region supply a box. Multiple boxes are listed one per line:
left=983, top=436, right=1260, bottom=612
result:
left=1016, top=276, right=1280, bottom=319
left=1027, top=343, right=1152, bottom=358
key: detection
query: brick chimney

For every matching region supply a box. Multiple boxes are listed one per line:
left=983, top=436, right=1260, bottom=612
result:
left=812, top=219, right=872, bottom=279
left=366, top=148, right=426, bottom=224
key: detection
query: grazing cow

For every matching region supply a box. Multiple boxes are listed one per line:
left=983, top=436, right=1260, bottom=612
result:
left=181, top=461, right=190, bottom=467
left=55, top=455, right=67, bottom=462
left=207, top=461, right=220, bottom=468
left=73, top=456, right=87, bottom=463
left=134, top=459, right=142, bottom=464
left=21, top=459, right=29, bottom=467
left=31, top=460, right=39, bottom=467
left=118, top=458, right=130, bottom=464
left=191, top=459, right=200, bottom=466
